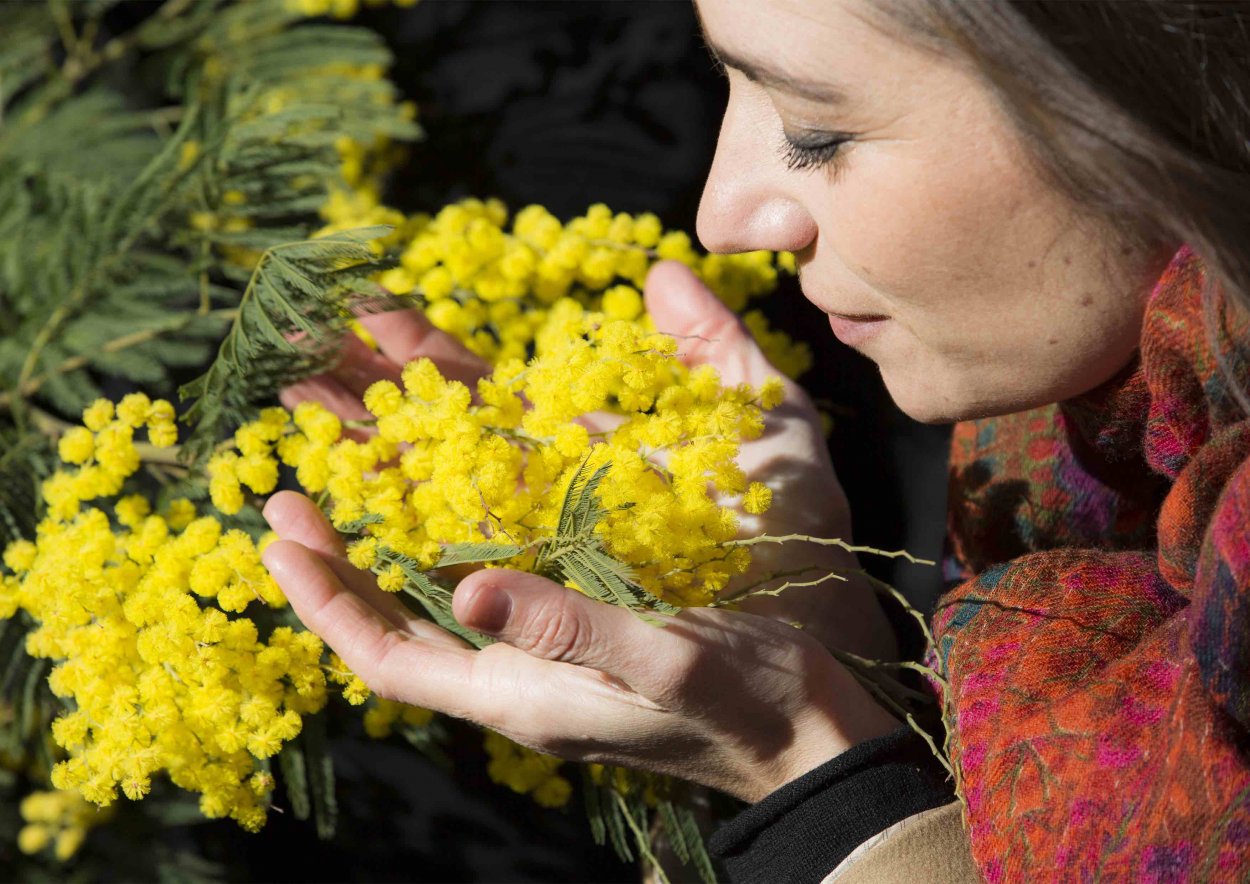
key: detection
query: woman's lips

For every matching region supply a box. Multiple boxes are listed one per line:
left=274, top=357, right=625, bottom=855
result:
left=827, top=312, right=889, bottom=348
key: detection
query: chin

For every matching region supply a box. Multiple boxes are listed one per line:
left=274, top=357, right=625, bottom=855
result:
left=879, top=370, right=1006, bottom=425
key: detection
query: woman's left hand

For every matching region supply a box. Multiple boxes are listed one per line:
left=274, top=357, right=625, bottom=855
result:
left=262, top=491, right=899, bottom=803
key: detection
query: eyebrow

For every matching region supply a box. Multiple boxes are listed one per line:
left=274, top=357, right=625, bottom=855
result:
left=703, top=37, right=851, bottom=105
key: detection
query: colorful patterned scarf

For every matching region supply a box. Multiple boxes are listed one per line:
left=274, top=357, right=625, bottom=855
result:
left=934, top=244, right=1250, bottom=882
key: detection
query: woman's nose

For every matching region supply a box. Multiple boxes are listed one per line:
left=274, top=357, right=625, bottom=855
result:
left=696, top=96, right=818, bottom=255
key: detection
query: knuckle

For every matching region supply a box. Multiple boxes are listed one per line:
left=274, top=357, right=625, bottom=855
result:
left=645, top=643, right=704, bottom=708
left=518, top=599, right=593, bottom=663
left=365, top=632, right=408, bottom=701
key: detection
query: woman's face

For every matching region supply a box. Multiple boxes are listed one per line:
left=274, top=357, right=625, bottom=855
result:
left=695, top=0, right=1175, bottom=423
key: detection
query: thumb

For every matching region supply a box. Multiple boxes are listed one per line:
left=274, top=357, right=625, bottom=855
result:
left=644, top=260, right=777, bottom=387
left=452, top=569, right=684, bottom=698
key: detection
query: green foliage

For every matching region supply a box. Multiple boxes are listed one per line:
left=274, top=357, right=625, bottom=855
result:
left=434, top=541, right=525, bottom=568
left=276, top=713, right=337, bottom=841
left=0, top=0, right=419, bottom=479
left=536, top=460, right=681, bottom=615
left=0, top=427, right=55, bottom=548
left=374, top=546, right=493, bottom=647
left=177, top=227, right=399, bottom=463
left=658, top=799, right=717, bottom=883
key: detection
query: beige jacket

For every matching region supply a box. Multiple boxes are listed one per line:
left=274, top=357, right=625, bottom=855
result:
left=821, top=803, right=981, bottom=884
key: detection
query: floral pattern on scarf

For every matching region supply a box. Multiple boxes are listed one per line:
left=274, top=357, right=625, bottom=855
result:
left=935, top=245, right=1250, bottom=881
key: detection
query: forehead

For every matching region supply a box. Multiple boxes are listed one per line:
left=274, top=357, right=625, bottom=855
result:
left=696, top=0, right=879, bottom=64
left=694, top=0, right=927, bottom=103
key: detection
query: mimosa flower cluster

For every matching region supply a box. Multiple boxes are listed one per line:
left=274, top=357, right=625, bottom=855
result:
left=208, top=307, right=781, bottom=607
left=3, top=178, right=806, bottom=824
left=306, top=196, right=809, bottom=807
left=16, top=789, right=108, bottom=862
left=484, top=731, right=571, bottom=809
left=0, top=397, right=327, bottom=831
left=320, top=197, right=812, bottom=380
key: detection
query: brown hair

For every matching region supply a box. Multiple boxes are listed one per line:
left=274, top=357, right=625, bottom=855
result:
left=879, top=0, right=1250, bottom=406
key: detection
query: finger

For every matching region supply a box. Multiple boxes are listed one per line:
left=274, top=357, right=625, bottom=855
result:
left=263, top=540, right=610, bottom=730
left=644, top=260, right=781, bottom=388
left=263, top=490, right=348, bottom=557
left=280, top=376, right=374, bottom=423
left=357, top=308, right=490, bottom=389
left=327, top=332, right=404, bottom=398
left=263, top=492, right=466, bottom=649
left=451, top=568, right=695, bottom=704
left=263, top=539, right=479, bottom=707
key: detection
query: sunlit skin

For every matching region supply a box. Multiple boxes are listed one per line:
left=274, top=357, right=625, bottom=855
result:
left=263, top=0, right=1178, bottom=804
left=696, top=0, right=1176, bottom=423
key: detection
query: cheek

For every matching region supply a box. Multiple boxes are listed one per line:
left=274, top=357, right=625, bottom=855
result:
left=811, top=116, right=1147, bottom=420
left=817, top=115, right=1043, bottom=314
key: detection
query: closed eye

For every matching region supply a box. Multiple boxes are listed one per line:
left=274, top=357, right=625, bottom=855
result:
left=780, top=133, right=852, bottom=173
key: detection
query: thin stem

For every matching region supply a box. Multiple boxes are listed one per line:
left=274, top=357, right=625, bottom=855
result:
left=27, top=405, right=74, bottom=438
left=828, top=649, right=935, bottom=704
left=727, top=533, right=936, bottom=566
left=711, top=567, right=847, bottom=607
left=612, top=791, right=669, bottom=884
left=848, top=568, right=940, bottom=661
left=843, top=664, right=911, bottom=722
left=49, top=0, right=80, bottom=64
left=14, top=0, right=196, bottom=133
left=0, top=309, right=238, bottom=412
left=905, top=712, right=954, bottom=779
left=486, top=426, right=549, bottom=447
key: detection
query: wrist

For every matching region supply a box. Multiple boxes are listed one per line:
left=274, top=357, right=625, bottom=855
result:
left=737, top=675, right=900, bottom=804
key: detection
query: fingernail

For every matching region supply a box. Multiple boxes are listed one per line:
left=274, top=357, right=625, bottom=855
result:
left=261, top=542, right=296, bottom=580
left=261, top=551, right=281, bottom=579
left=467, top=585, right=512, bottom=634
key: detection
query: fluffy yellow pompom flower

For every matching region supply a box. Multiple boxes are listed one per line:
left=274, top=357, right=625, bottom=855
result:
left=484, top=731, right=573, bottom=809
left=18, top=790, right=110, bottom=861
left=742, top=482, right=774, bottom=515
left=57, top=427, right=95, bottom=465
left=81, top=399, right=114, bottom=432
left=318, top=197, right=806, bottom=373
left=0, top=399, right=330, bottom=833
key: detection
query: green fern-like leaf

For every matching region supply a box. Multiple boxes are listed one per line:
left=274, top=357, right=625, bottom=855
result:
left=373, top=546, right=491, bottom=648
left=178, top=227, right=400, bottom=463
left=434, top=542, right=526, bottom=569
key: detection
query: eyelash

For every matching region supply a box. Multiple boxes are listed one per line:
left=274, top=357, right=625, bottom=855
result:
left=780, top=134, right=851, bottom=173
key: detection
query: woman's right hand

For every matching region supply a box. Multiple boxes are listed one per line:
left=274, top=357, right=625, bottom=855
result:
left=262, top=490, right=901, bottom=804
left=280, top=261, right=895, bottom=660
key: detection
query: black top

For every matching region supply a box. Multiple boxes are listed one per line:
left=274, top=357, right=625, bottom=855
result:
left=708, top=725, right=957, bottom=883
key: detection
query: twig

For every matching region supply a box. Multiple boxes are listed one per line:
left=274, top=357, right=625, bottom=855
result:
left=612, top=791, right=670, bottom=884
left=728, top=533, right=936, bottom=566
left=14, top=0, right=197, bottom=132
left=828, top=647, right=943, bottom=685
left=711, top=567, right=847, bottom=606
left=0, top=309, right=238, bottom=412
left=848, top=568, right=940, bottom=662
left=905, top=712, right=955, bottom=779
left=49, top=0, right=79, bottom=65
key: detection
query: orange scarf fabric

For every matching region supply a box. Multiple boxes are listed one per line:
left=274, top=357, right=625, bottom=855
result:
left=934, top=246, right=1250, bottom=881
